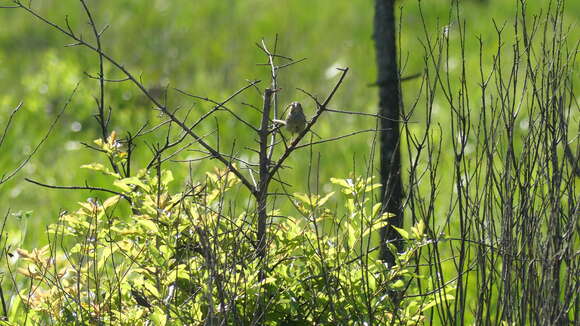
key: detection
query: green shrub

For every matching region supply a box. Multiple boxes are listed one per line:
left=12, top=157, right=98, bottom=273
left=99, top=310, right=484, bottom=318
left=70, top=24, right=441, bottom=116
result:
left=8, top=133, right=452, bottom=325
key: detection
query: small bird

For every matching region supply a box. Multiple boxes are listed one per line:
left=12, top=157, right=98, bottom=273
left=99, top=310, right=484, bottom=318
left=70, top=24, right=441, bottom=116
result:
left=273, top=102, right=307, bottom=134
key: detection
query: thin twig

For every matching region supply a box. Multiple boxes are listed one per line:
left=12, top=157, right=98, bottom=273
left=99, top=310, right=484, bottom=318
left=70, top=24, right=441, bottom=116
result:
left=11, top=2, right=259, bottom=195
left=0, top=84, right=79, bottom=184
left=0, top=102, right=23, bottom=149
left=25, top=178, right=132, bottom=203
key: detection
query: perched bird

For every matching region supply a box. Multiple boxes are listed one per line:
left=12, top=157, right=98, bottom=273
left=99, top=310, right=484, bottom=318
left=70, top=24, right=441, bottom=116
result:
left=273, top=102, right=307, bottom=135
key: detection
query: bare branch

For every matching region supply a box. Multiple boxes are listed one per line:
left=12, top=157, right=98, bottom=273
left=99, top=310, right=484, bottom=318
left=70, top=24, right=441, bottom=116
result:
left=25, top=178, right=132, bottom=204
left=0, top=102, right=23, bottom=149
left=12, top=2, right=258, bottom=195
left=0, top=84, right=79, bottom=184
left=174, top=80, right=260, bottom=132
left=294, top=128, right=390, bottom=150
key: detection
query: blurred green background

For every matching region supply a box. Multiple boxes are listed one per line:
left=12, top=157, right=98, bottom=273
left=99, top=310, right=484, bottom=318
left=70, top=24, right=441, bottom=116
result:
left=0, top=0, right=578, bottom=250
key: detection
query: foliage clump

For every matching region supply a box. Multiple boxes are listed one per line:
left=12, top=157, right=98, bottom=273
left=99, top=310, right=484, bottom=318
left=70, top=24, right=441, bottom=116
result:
left=8, top=135, right=450, bottom=325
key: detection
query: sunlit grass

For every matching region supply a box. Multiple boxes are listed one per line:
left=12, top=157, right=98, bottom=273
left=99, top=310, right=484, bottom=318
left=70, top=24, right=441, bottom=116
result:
left=0, top=0, right=578, bottom=249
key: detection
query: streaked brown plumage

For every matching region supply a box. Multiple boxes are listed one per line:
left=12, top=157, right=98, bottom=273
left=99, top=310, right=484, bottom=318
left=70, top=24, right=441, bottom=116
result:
left=274, top=102, right=307, bottom=134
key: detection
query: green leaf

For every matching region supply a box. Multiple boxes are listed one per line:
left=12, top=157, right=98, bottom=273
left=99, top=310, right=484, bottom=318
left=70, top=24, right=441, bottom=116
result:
left=102, top=195, right=121, bottom=209
left=380, top=212, right=396, bottom=219
left=293, top=192, right=311, bottom=204
left=361, top=219, right=390, bottom=239
left=114, top=176, right=150, bottom=192
left=161, top=170, right=174, bottom=186
left=137, top=219, right=159, bottom=233
left=392, top=226, right=410, bottom=240
left=421, top=294, right=455, bottom=312
left=372, top=203, right=382, bottom=217
left=411, top=219, right=426, bottom=239
left=293, top=192, right=335, bottom=207
left=81, top=163, right=121, bottom=178
left=346, top=198, right=355, bottom=212
left=363, top=183, right=382, bottom=192
left=330, top=177, right=353, bottom=188
left=317, top=192, right=335, bottom=206
left=143, top=281, right=160, bottom=299
left=150, top=308, right=167, bottom=326
left=159, top=245, right=172, bottom=260
left=390, top=279, right=405, bottom=290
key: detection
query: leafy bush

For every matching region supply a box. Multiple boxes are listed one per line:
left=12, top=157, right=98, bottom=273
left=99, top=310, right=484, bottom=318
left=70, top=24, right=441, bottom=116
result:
left=8, top=133, right=451, bottom=325
left=1, top=1, right=576, bottom=325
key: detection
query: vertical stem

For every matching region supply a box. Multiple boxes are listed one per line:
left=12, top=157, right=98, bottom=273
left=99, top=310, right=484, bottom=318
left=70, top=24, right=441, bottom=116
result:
left=373, top=0, right=404, bottom=264
left=254, top=88, right=273, bottom=325
left=263, top=38, right=279, bottom=161
left=257, top=88, right=273, bottom=262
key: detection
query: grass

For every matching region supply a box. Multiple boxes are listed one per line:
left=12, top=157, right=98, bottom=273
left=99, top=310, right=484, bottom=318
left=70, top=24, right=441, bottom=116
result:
left=0, top=0, right=575, bottom=245
left=0, top=0, right=578, bottom=284
left=2, top=1, right=573, bottom=242
left=0, top=0, right=578, bottom=324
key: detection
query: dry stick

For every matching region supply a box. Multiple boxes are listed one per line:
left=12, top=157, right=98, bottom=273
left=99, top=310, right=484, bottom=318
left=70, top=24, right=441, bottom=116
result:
left=260, top=39, right=279, bottom=162
left=0, top=102, right=23, bottom=149
left=174, top=81, right=260, bottom=132
left=294, top=128, right=390, bottom=150
left=253, top=88, right=273, bottom=326
left=24, top=178, right=133, bottom=203
left=558, top=95, right=580, bottom=176
left=13, top=1, right=258, bottom=196
left=257, top=88, right=273, bottom=261
left=0, top=210, right=10, bottom=319
left=1, top=83, right=79, bottom=184
left=324, top=107, right=410, bottom=123
left=80, top=0, right=107, bottom=140
left=79, top=0, right=122, bottom=179
left=78, top=4, right=108, bottom=313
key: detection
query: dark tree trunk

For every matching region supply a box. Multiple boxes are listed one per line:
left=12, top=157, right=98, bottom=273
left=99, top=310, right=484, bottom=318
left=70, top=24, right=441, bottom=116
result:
left=373, top=0, right=404, bottom=265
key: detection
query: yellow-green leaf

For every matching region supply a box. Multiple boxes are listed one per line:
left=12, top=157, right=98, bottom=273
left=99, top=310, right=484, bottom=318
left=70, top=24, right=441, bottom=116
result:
left=114, top=177, right=149, bottom=192
left=137, top=219, right=159, bottom=233
left=372, top=203, right=382, bottom=217
left=293, top=193, right=311, bottom=204
left=330, top=177, right=352, bottom=188
left=390, top=279, right=405, bottom=290
left=421, top=294, right=455, bottom=312
left=81, top=163, right=121, bottom=178
left=392, top=226, right=410, bottom=239
left=412, top=219, right=426, bottom=239
left=103, top=195, right=121, bottom=209
left=143, top=282, right=160, bottom=298
left=317, top=192, right=334, bottom=206
left=161, top=170, right=174, bottom=185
